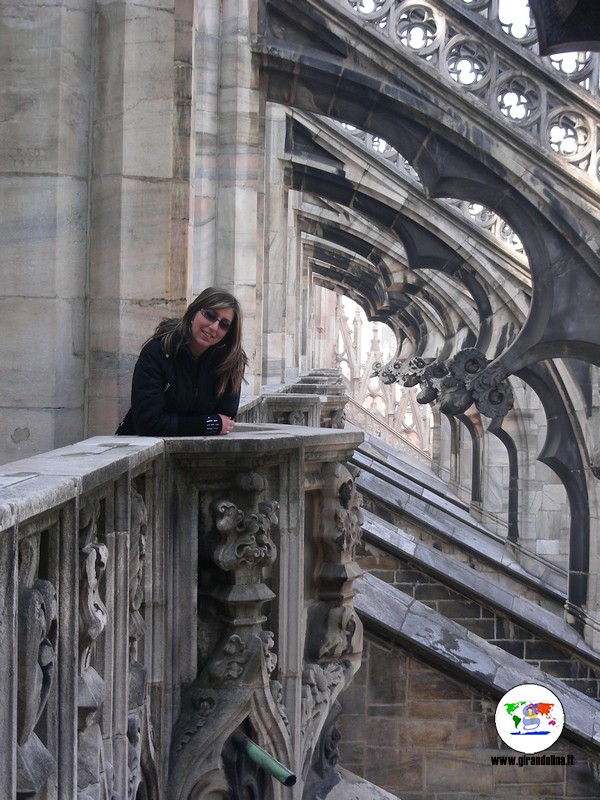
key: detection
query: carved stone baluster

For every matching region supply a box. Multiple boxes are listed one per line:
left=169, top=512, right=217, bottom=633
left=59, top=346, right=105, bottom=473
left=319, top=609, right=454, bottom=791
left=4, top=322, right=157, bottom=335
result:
left=169, top=475, right=290, bottom=800
left=77, top=499, right=116, bottom=800
left=16, top=534, right=58, bottom=797
left=126, top=487, right=159, bottom=800
left=302, top=460, right=364, bottom=788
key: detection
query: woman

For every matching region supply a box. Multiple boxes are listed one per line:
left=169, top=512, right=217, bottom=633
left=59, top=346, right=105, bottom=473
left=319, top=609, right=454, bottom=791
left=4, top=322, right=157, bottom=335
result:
left=117, top=287, right=247, bottom=436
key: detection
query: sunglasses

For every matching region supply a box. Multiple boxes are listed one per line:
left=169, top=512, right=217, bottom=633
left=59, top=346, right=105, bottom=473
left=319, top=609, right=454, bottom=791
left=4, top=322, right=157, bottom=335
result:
left=200, top=307, right=233, bottom=333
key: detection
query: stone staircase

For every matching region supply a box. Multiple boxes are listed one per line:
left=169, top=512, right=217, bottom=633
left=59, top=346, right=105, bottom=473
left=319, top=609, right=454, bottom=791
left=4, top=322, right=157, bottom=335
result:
left=349, top=433, right=600, bottom=754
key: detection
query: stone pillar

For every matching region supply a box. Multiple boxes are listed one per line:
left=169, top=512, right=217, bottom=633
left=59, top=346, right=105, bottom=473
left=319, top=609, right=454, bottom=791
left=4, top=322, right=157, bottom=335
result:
left=0, top=1, right=93, bottom=463
left=172, top=0, right=198, bottom=303
left=263, top=104, right=292, bottom=385
left=313, top=285, right=339, bottom=371
left=194, top=0, right=220, bottom=288
left=287, top=190, right=304, bottom=382
left=89, top=0, right=183, bottom=436
left=213, top=0, right=264, bottom=394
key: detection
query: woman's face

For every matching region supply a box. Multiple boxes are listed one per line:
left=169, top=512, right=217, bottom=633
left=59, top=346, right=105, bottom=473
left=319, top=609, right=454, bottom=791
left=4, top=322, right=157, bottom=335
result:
left=189, top=306, right=235, bottom=357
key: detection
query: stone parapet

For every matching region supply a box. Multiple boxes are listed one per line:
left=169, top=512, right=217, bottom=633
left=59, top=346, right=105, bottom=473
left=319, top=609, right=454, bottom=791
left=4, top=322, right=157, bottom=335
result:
left=0, top=424, right=368, bottom=799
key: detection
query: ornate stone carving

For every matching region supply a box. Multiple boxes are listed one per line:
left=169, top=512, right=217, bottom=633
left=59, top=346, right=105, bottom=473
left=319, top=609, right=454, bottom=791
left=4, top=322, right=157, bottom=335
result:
left=17, top=535, right=58, bottom=797
left=79, top=501, right=108, bottom=675
left=208, top=634, right=252, bottom=685
left=371, top=348, right=515, bottom=418
left=472, top=379, right=515, bottom=418
left=373, top=356, right=418, bottom=386
left=300, top=460, right=364, bottom=782
left=127, top=489, right=159, bottom=799
left=330, top=408, right=346, bottom=428
left=169, top=491, right=290, bottom=799
left=269, top=680, right=290, bottom=731
left=212, top=499, right=278, bottom=573
left=129, top=488, right=148, bottom=661
left=415, top=362, right=448, bottom=405
left=287, top=409, right=305, bottom=425
left=303, top=703, right=342, bottom=799
left=320, top=462, right=363, bottom=561
left=301, top=663, right=346, bottom=736
left=77, top=489, right=157, bottom=800
left=77, top=499, right=115, bottom=800
left=171, top=691, right=217, bottom=757
left=260, top=629, right=278, bottom=676
left=450, top=348, right=488, bottom=380
left=127, top=712, right=143, bottom=800
left=17, top=579, right=57, bottom=745
left=318, top=605, right=360, bottom=660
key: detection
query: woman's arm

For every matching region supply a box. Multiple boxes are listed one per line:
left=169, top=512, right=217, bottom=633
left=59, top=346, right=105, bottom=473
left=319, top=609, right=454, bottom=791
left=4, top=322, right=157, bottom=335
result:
left=130, top=342, right=179, bottom=435
left=216, top=384, right=242, bottom=420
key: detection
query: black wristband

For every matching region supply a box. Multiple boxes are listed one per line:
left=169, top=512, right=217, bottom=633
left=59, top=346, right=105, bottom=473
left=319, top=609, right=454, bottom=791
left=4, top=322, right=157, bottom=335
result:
left=204, top=415, right=222, bottom=435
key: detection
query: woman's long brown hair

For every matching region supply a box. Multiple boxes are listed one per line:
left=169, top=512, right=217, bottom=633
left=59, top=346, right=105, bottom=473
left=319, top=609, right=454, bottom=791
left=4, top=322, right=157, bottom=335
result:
left=150, top=287, right=248, bottom=397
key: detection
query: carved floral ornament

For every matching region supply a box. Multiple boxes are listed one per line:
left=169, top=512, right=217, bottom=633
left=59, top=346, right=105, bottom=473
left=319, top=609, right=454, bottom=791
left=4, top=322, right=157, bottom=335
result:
left=372, top=347, right=514, bottom=418
left=211, top=498, right=279, bottom=573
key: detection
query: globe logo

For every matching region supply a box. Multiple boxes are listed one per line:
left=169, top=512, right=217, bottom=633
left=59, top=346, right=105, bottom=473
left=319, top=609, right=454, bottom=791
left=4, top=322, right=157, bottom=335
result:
left=494, top=684, right=565, bottom=754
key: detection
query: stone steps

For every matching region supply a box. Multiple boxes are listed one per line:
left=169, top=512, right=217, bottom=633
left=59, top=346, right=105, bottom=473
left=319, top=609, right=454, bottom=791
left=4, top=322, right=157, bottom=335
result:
left=353, top=571, right=600, bottom=755
left=352, top=437, right=567, bottom=604
left=359, top=510, right=600, bottom=699
left=352, top=435, right=600, bottom=701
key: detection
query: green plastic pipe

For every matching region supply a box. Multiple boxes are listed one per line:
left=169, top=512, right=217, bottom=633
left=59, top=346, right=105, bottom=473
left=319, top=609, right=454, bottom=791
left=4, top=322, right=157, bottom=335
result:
left=233, top=733, right=297, bottom=787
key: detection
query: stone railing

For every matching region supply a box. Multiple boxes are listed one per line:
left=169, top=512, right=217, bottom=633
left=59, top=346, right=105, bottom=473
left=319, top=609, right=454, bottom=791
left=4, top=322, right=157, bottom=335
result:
left=344, top=396, right=432, bottom=465
left=0, top=422, right=367, bottom=799
left=240, top=370, right=349, bottom=429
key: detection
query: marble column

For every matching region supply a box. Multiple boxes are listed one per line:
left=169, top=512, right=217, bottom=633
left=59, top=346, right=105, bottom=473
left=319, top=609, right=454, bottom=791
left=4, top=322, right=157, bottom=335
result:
left=88, top=0, right=184, bottom=436
left=0, top=1, right=93, bottom=463
left=213, top=0, right=264, bottom=394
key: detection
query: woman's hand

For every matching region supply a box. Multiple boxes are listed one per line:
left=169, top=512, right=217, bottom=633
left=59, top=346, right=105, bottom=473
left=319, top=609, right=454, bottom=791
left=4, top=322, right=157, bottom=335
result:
left=218, top=415, right=235, bottom=435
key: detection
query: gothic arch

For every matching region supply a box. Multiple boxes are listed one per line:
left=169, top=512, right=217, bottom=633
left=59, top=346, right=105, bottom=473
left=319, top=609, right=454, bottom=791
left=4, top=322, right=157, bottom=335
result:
left=256, top=0, right=600, bottom=372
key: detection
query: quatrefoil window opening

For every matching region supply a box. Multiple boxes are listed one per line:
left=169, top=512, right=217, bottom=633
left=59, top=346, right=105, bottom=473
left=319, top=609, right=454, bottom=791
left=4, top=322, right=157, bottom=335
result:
left=397, top=6, right=439, bottom=52
left=465, top=203, right=523, bottom=251
left=347, top=0, right=391, bottom=30
left=499, top=221, right=523, bottom=251
left=497, top=0, right=535, bottom=41
left=548, top=111, right=591, bottom=158
left=497, top=77, right=540, bottom=122
left=348, top=0, right=390, bottom=15
left=550, top=51, right=592, bottom=78
left=370, top=135, right=395, bottom=157
left=446, top=40, right=491, bottom=86
left=459, top=0, right=490, bottom=10
left=467, top=203, right=494, bottom=228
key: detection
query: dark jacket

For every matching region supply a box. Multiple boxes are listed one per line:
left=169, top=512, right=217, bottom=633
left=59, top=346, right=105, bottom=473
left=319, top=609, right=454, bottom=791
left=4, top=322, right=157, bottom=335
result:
left=116, top=337, right=241, bottom=436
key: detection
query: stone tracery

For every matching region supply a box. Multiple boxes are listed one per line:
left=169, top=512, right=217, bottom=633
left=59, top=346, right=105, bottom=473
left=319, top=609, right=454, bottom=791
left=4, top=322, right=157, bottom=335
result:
left=340, top=0, right=600, bottom=179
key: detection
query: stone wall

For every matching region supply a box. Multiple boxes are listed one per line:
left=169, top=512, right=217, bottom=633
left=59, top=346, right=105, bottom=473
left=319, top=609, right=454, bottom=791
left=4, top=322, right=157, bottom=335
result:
left=358, top=542, right=600, bottom=699
left=338, top=632, right=600, bottom=799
